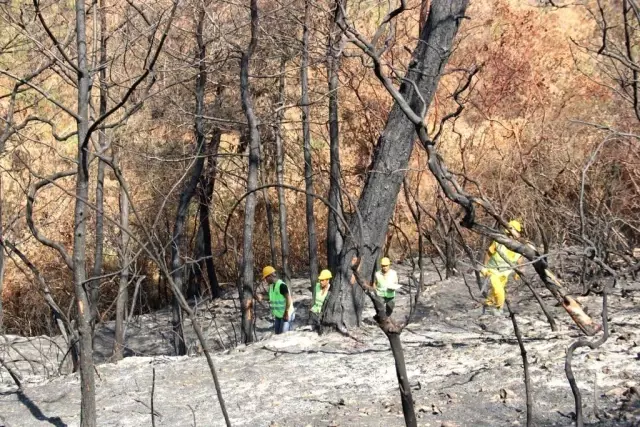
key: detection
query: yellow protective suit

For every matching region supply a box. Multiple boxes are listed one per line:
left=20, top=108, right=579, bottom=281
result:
left=483, top=241, right=522, bottom=310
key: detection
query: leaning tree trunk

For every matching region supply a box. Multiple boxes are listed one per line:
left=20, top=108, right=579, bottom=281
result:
left=170, top=11, right=209, bottom=355
left=89, top=0, right=109, bottom=329
left=301, top=0, right=319, bottom=289
left=323, top=0, right=469, bottom=330
left=275, top=57, right=291, bottom=284
left=197, top=130, right=222, bottom=299
left=113, top=150, right=130, bottom=361
left=74, top=0, right=97, bottom=424
left=239, top=0, right=261, bottom=344
left=326, top=0, right=345, bottom=273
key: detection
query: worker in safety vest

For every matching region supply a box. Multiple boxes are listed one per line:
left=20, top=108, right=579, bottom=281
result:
left=374, top=257, right=401, bottom=316
left=262, top=266, right=295, bottom=334
left=480, top=220, right=525, bottom=315
left=309, top=269, right=332, bottom=331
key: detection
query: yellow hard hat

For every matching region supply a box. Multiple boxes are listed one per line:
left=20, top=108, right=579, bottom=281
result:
left=508, top=220, right=522, bottom=233
left=262, top=265, right=276, bottom=279
left=318, top=269, right=332, bottom=281
left=380, top=257, right=391, bottom=266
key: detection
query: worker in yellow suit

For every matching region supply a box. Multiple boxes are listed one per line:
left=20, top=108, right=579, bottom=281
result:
left=481, top=220, right=525, bottom=316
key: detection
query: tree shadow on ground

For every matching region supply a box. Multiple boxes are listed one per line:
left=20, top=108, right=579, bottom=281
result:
left=16, top=390, right=67, bottom=426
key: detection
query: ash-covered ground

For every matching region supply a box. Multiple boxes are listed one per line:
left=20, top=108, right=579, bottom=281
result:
left=1, top=260, right=639, bottom=426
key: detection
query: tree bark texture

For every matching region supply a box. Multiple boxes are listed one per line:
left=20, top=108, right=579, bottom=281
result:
left=324, top=0, right=469, bottom=330
left=388, top=332, right=417, bottom=427
left=170, top=11, right=208, bottom=355
left=0, top=172, right=4, bottom=332
left=198, top=131, right=222, bottom=299
left=302, top=0, right=319, bottom=289
left=275, top=58, right=291, bottom=284
left=506, top=299, right=532, bottom=427
left=89, top=0, right=109, bottom=328
left=352, top=267, right=417, bottom=427
left=239, top=0, right=260, bottom=343
left=326, top=0, right=345, bottom=273
left=114, top=151, right=130, bottom=361
left=263, top=186, right=277, bottom=267
left=74, top=0, right=97, bottom=424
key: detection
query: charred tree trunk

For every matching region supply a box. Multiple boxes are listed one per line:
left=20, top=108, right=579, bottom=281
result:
left=275, top=58, right=291, bottom=283
left=302, top=0, right=319, bottom=288
left=198, top=131, right=222, bottom=299
left=263, top=187, right=277, bottom=267
left=324, top=0, right=468, bottom=330
left=445, top=220, right=457, bottom=277
left=419, top=0, right=430, bottom=28
left=352, top=267, right=417, bottom=426
left=171, top=11, right=209, bottom=355
left=113, top=151, right=130, bottom=361
left=326, top=0, right=345, bottom=273
left=74, top=0, right=97, bottom=424
left=89, top=0, right=109, bottom=330
left=0, top=173, right=4, bottom=332
left=239, top=0, right=261, bottom=343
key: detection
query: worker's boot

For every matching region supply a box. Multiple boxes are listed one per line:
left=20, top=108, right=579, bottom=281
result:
left=484, top=306, right=503, bottom=316
left=481, top=305, right=495, bottom=316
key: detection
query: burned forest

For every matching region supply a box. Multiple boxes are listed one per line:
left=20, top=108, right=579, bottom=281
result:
left=0, top=0, right=639, bottom=426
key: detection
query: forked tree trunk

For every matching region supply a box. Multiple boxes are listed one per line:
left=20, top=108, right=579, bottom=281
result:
left=74, top=0, right=97, bottom=424
left=275, top=58, right=291, bottom=283
left=323, top=0, right=469, bottom=330
left=239, top=0, right=261, bottom=343
left=170, top=10, right=209, bottom=355
left=326, top=0, right=345, bottom=273
left=301, top=0, right=319, bottom=288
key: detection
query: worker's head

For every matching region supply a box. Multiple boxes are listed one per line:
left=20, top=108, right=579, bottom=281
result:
left=262, top=265, right=277, bottom=283
left=380, top=257, right=391, bottom=272
left=318, top=269, right=332, bottom=288
left=506, top=219, right=522, bottom=235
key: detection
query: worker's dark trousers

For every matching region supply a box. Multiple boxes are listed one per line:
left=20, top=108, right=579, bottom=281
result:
left=308, top=312, right=321, bottom=331
left=384, top=297, right=395, bottom=316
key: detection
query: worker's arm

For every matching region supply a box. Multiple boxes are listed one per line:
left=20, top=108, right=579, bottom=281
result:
left=513, top=255, right=525, bottom=280
left=481, top=243, right=495, bottom=276
left=280, top=283, right=292, bottom=321
left=284, top=292, right=293, bottom=321
left=483, top=242, right=496, bottom=265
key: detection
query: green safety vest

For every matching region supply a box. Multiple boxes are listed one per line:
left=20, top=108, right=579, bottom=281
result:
left=487, top=242, right=522, bottom=273
left=269, top=279, right=287, bottom=318
left=311, top=283, right=329, bottom=314
left=375, top=271, right=396, bottom=299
